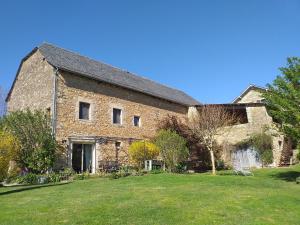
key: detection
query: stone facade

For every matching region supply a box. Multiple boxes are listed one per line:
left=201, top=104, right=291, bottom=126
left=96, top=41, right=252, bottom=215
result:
left=6, top=49, right=189, bottom=173
left=6, top=50, right=54, bottom=112
left=55, top=71, right=188, bottom=171
left=217, top=89, right=285, bottom=166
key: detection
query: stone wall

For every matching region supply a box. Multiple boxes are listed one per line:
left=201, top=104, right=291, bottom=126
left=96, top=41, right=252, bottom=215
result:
left=6, top=50, right=54, bottom=112
left=55, top=71, right=188, bottom=165
left=217, top=89, right=284, bottom=166
left=215, top=106, right=284, bottom=166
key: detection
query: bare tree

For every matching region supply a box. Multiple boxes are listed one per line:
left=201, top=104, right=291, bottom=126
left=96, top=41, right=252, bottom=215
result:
left=188, top=105, right=236, bottom=175
left=0, top=86, right=6, bottom=117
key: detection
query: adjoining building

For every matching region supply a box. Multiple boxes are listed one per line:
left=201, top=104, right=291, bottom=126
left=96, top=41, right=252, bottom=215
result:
left=189, top=85, right=293, bottom=167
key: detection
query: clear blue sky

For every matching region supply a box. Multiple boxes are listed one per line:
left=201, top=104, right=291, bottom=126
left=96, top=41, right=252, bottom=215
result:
left=1, top=0, right=299, bottom=103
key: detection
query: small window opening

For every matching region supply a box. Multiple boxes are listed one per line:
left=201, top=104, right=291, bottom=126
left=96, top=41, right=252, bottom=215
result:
left=133, top=116, right=140, bottom=127
left=79, top=102, right=90, bottom=120
left=113, top=108, right=122, bottom=124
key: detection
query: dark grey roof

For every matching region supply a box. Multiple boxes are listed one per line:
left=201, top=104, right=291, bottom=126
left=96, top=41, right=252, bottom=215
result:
left=38, top=43, right=200, bottom=106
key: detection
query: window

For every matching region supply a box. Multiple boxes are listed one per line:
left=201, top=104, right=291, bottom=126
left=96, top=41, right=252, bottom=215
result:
left=79, top=102, right=90, bottom=120
left=115, top=142, right=121, bottom=161
left=257, top=98, right=266, bottom=103
left=133, top=116, right=140, bottom=127
left=113, top=108, right=122, bottom=124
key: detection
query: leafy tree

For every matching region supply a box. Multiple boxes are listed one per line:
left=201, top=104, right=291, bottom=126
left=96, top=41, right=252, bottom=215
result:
left=128, top=140, right=159, bottom=168
left=0, top=131, right=20, bottom=181
left=263, top=57, right=300, bottom=144
left=0, top=109, right=58, bottom=174
left=154, top=129, right=189, bottom=172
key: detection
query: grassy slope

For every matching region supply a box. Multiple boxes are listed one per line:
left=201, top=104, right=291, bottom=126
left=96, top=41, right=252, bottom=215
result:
left=0, top=165, right=300, bottom=225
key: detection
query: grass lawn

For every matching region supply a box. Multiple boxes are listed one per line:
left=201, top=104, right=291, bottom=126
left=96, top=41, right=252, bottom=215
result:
left=1, top=165, right=300, bottom=225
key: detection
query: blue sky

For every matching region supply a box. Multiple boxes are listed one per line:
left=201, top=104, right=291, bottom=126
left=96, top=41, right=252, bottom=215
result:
left=0, top=0, right=299, bottom=103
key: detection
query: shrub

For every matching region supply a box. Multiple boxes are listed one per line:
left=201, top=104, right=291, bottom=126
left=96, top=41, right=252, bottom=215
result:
left=108, top=172, right=120, bottom=179
left=74, top=172, right=90, bottom=180
left=154, top=129, right=189, bottom=172
left=0, top=131, right=20, bottom=182
left=17, top=173, right=39, bottom=184
left=296, top=176, right=300, bottom=184
left=250, top=133, right=273, bottom=167
left=158, top=115, right=211, bottom=171
left=128, top=141, right=159, bottom=168
left=0, top=109, right=60, bottom=174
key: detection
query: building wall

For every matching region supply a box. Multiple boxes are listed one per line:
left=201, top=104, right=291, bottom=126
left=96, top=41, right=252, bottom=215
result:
left=217, top=89, right=284, bottom=166
left=236, top=89, right=264, bottom=103
left=55, top=71, right=188, bottom=166
left=6, top=50, right=54, bottom=112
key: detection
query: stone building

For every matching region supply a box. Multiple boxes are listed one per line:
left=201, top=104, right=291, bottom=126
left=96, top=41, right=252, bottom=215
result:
left=189, top=85, right=292, bottom=167
left=6, top=43, right=199, bottom=173
left=6, top=43, right=291, bottom=172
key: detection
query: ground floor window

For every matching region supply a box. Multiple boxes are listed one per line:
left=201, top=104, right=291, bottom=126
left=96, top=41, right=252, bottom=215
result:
left=72, top=143, right=94, bottom=173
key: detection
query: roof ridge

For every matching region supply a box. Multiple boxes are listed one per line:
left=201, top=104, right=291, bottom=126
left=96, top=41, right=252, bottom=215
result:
left=39, top=42, right=193, bottom=96
left=38, top=42, right=200, bottom=105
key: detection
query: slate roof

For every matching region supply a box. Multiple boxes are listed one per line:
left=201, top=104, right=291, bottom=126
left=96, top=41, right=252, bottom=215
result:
left=37, top=43, right=200, bottom=106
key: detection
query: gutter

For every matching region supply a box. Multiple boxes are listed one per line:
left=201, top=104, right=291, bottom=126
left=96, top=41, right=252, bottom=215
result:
left=51, top=67, right=58, bottom=137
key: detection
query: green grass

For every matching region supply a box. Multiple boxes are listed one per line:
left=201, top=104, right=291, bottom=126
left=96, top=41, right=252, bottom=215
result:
left=1, top=165, right=300, bottom=225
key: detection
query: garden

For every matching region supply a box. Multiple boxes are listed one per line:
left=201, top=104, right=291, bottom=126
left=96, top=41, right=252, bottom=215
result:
left=0, top=165, right=300, bottom=225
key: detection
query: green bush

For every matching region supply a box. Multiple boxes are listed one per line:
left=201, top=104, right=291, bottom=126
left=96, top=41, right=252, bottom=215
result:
left=236, top=132, right=273, bottom=167
left=250, top=133, right=273, bottom=167
left=154, top=129, right=189, bottom=172
left=12, top=168, right=74, bottom=185
left=108, top=172, right=120, bottom=179
left=296, top=177, right=300, bottom=184
left=0, top=110, right=60, bottom=174
left=149, top=169, right=164, bottom=174
left=74, top=172, right=90, bottom=180
left=17, top=173, right=39, bottom=184
left=174, top=162, right=187, bottom=173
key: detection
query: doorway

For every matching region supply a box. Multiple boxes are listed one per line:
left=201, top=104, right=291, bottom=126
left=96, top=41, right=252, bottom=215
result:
left=72, top=143, right=94, bottom=173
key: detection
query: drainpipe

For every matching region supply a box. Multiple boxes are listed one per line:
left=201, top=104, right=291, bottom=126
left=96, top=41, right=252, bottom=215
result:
left=51, top=67, right=58, bottom=137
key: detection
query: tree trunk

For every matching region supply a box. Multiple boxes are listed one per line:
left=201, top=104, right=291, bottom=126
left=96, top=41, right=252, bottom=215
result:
left=209, top=149, right=216, bottom=175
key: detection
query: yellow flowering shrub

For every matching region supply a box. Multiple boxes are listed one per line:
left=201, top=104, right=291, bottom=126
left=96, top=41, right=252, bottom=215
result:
left=128, top=141, right=159, bottom=168
left=0, top=131, right=20, bottom=181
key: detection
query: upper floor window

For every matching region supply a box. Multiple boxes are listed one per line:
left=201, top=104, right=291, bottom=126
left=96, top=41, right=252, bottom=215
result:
left=79, top=102, right=90, bottom=120
left=257, top=98, right=266, bottom=103
left=113, top=108, right=122, bottom=124
left=133, top=116, right=140, bottom=127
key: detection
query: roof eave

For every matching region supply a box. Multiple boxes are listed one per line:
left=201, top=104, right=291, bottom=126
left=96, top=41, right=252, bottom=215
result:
left=55, top=67, right=197, bottom=107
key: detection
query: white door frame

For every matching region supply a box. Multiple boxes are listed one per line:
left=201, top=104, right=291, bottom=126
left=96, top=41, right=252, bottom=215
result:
left=70, top=140, right=96, bottom=173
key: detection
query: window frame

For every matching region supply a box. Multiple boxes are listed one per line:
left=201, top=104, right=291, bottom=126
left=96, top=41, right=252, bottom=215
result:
left=112, top=108, right=122, bottom=125
left=79, top=101, right=91, bottom=120
left=133, top=115, right=141, bottom=127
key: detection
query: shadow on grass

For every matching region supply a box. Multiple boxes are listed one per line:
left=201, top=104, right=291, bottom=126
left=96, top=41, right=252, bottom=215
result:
left=0, top=182, right=70, bottom=196
left=271, top=171, right=300, bottom=182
